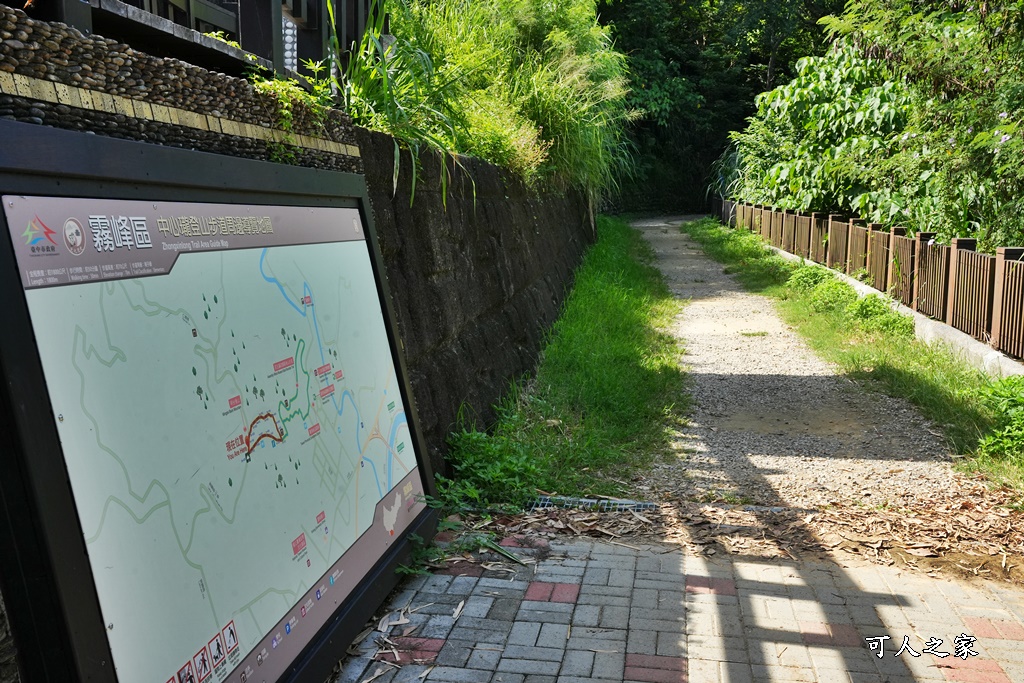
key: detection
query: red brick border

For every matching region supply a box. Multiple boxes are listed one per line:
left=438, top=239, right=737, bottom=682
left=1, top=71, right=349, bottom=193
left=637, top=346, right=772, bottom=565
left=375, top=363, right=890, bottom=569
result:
left=525, top=581, right=579, bottom=603
left=684, top=575, right=736, bottom=596
left=436, top=561, right=484, bottom=577
left=965, top=617, right=1024, bottom=641
left=499, top=534, right=550, bottom=549
left=373, top=637, right=445, bottom=664
left=799, top=621, right=861, bottom=647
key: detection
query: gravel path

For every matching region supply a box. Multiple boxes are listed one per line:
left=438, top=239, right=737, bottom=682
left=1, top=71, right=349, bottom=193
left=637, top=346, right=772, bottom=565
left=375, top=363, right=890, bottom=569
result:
left=632, top=216, right=956, bottom=511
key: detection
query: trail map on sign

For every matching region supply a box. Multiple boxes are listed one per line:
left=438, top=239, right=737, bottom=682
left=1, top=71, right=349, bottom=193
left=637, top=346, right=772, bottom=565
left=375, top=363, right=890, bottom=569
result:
left=4, top=197, right=426, bottom=683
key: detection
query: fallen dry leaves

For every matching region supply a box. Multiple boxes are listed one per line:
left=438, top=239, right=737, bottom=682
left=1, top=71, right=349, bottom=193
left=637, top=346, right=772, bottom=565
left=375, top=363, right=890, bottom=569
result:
left=459, top=473, right=1024, bottom=585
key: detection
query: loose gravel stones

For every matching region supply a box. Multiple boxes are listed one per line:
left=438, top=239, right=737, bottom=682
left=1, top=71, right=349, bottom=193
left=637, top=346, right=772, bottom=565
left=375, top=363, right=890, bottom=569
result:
left=633, top=217, right=959, bottom=511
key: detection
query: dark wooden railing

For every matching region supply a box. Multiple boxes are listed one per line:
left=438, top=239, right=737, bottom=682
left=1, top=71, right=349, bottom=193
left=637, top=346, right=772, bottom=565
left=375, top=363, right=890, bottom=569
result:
left=809, top=213, right=828, bottom=264
left=888, top=230, right=915, bottom=307
left=914, top=234, right=950, bottom=320
left=947, top=240, right=996, bottom=342
left=866, top=225, right=890, bottom=293
left=993, top=249, right=1024, bottom=360
left=782, top=211, right=796, bottom=253
left=827, top=215, right=849, bottom=273
left=847, top=220, right=869, bottom=276
left=794, top=214, right=812, bottom=259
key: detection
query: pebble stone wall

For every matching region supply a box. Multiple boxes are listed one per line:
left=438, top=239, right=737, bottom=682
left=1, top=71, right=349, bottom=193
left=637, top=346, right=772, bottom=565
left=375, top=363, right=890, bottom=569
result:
left=0, top=4, right=361, bottom=171
left=0, top=6, right=593, bottom=680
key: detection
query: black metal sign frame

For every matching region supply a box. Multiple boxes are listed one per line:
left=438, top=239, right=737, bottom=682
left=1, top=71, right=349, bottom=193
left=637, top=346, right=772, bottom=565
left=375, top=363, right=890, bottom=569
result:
left=0, top=120, right=437, bottom=683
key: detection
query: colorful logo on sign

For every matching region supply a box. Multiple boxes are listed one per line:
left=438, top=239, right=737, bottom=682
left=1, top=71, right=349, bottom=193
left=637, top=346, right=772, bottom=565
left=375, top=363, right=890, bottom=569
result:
left=22, top=215, right=57, bottom=247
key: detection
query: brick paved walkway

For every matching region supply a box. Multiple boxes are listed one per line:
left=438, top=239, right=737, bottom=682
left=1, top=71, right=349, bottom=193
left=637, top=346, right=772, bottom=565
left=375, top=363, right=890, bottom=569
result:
left=334, top=536, right=1024, bottom=683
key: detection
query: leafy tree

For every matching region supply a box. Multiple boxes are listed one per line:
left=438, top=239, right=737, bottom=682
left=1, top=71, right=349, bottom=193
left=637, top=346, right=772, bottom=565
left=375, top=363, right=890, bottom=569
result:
left=726, top=46, right=913, bottom=213
left=825, top=0, right=1024, bottom=246
left=723, top=0, right=1024, bottom=247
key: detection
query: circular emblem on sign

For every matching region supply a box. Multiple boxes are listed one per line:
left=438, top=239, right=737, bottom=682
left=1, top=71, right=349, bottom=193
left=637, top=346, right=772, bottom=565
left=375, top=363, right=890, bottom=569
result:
left=63, top=218, right=86, bottom=256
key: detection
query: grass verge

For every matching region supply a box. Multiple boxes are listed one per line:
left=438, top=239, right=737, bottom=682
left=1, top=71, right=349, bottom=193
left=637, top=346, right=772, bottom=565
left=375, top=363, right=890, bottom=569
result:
left=440, top=215, right=687, bottom=510
left=682, top=217, right=1024, bottom=493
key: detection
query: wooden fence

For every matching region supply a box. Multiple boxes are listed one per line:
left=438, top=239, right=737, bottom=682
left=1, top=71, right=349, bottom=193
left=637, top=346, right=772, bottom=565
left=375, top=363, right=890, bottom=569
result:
left=993, top=249, right=1024, bottom=359
left=947, top=239, right=996, bottom=342
left=827, top=215, right=849, bottom=272
left=794, top=214, right=812, bottom=259
left=867, top=226, right=890, bottom=292
left=709, top=198, right=1024, bottom=361
left=888, top=230, right=915, bottom=307
left=782, top=211, right=796, bottom=253
left=915, top=234, right=950, bottom=320
left=810, top=214, right=828, bottom=264
left=847, top=221, right=869, bottom=276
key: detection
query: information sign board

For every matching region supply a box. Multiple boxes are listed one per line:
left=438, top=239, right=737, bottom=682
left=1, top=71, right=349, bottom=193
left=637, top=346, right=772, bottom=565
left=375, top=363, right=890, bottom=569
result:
left=0, top=122, right=435, bottom=683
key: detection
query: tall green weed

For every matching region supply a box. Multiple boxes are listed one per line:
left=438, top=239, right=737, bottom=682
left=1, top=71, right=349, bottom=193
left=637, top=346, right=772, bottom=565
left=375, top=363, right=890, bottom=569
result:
left=977, top=377, right=1024, bottom=466
left=341, top=0, right=633, bottom=198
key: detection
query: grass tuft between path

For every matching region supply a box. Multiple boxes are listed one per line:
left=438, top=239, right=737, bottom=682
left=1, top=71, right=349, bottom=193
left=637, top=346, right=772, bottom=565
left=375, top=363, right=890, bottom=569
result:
left=682, top=217, right=1024, bottom=495
left=440, top=215, right=688, bottom=510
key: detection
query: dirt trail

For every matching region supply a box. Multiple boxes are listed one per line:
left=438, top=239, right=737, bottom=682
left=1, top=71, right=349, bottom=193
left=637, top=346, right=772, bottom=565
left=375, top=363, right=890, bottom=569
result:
left=632, top=216, right=951, bottom=509
left=618, top=216, right=1024, bottom=583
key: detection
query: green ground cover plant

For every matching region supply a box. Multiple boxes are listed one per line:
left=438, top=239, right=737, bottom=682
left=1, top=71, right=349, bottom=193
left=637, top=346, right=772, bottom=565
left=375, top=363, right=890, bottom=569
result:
left=439, top=215, right=687, bottom=510
left=683, top=217, right=1024, bottom=492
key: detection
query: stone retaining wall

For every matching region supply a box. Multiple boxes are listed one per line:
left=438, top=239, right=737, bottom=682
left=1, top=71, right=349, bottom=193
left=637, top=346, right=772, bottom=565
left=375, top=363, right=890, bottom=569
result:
left=360, top=130, right=594, bottom=475
left=0, top=6, right=593, bottom=677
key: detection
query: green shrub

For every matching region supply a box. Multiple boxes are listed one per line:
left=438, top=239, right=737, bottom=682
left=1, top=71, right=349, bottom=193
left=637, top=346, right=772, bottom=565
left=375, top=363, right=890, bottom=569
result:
left=808, top=278, right=857, bottom=313
left=846, top=294, right=915, bottom=337
left=722, top=0, right=1024, bottom=247
left=461, top=94, right=551, bottom=183
left=341, top=0, right=632, bottom=198
left=977, top=417, right=1024, bottom=463
left=976, top=377, right=1024, bottom=463
left=979, top=376, right=1024, bottom=421
left=440, top=430, right=542, bottom=508
left=787, top=264, right=833, bottom=291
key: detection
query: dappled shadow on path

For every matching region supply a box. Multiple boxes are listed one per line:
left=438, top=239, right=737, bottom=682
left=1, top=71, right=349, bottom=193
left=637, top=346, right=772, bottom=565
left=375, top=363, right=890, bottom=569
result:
left=625, top=216, right=1023, bottom=681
